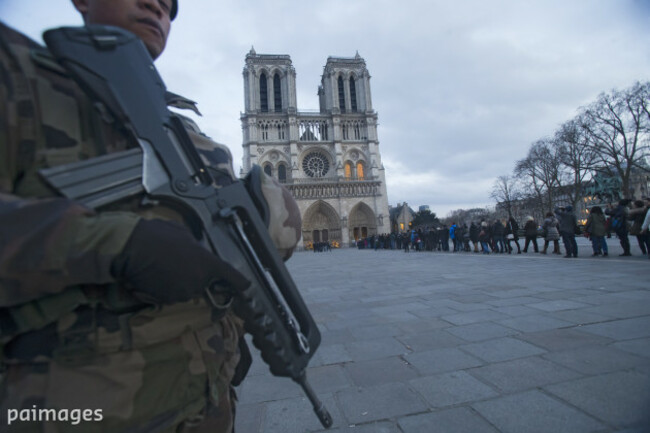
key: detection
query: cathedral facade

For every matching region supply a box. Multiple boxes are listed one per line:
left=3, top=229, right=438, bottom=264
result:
left=240, top=49, right=390, bottom=248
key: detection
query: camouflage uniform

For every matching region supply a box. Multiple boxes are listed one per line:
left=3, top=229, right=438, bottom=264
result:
left=0, top=21, right=300, bottom=432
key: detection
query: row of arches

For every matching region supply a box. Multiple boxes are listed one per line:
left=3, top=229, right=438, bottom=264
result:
left=258, top=120, right=287, bottom=141
left=344, top=161, right=365, bottom=180
left=263, top=162, right=289, bottom=183
left=303, top=200, right=377, bottom=245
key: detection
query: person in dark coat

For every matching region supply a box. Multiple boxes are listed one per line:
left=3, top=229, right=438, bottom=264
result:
left=606, top=199, right=632, bottom=256
left=522, top=216, right=539, bottom=253
left=469, top=222, right=480, bottom=252
left=439, top=225, right=450, bottom=251
left=492, top=219, right=506, bottom=253
left=555, top=206, right=578, bottom=258
left=479, top=222, right=491, bottom=253
left=461, top=223, right=470, bottom=252
left=628, top=200, right=649, bottom=255
left=586, top=206, right=608, bottom=256
left=505, top=216, right=521, bottom=254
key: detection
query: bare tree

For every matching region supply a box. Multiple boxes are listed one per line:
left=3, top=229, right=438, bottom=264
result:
left=515, top=138, right=563, bottom=212
left=554, top=117, right=598, bottom=208
left=580, top=81, right=650, bottom=198
left=444, top=207, right=493, bottom=225
left=634, top=81, right=650, bottom=128
left=514, top=158, right=546, bottom=217
left=491, top=175, right=523, bottom=218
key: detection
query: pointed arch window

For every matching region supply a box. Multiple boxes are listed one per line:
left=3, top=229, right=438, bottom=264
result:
left=260, top=73, right=268, bottom=112
left=338, top=76, right=345, bottom=113
left=278, top=164, right=287, bottom=183
left=356, top=162, right=365, bottom=180
left=344, top=162, right=352, bottom=179
left=273, top=74, right=282, bottom=112
left=350, top=77, right=358, bottom=112
left=263, top=163, right=272, bottom=177
left=260, top=123, right=269, bottom=140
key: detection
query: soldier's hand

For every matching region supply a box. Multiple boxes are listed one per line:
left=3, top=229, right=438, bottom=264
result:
left=111, top=219, right=250, bottom=304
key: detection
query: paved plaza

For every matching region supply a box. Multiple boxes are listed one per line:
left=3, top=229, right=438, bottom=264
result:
left=235, top=238, right=650, bottom=433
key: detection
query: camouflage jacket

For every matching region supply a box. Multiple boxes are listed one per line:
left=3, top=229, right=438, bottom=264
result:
left=0, top=21, right=300, bottom=432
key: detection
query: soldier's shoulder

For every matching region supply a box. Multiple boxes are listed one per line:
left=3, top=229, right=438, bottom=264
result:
left=165, top=92, right=237, bottom=181
left=1, top=21, right=66, bottom=75
left=0, top=21, right=41, bottom=51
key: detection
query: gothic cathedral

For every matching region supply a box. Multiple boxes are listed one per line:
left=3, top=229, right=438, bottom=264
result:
left=240, top=49, right=390, bottom=248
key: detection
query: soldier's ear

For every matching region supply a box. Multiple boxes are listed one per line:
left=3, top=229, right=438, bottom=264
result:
left=71, top=0, right=90, bottom=17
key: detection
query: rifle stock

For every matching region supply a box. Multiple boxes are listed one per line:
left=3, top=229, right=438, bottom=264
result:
left=39, top=25, right=332, bottom=428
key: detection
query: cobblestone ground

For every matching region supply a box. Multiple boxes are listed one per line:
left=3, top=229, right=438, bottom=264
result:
left=235, top=237, right=650, bottom=433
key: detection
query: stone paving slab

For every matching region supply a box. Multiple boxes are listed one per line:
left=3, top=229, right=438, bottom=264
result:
left=545, top=370, right=650, bottom=428
left=235, top=247, right=649, bottom=432
left=395, top=329, right=465, bottom=351
left=327, top=421, right=401, bottom=433
left=579, top=316, right=650, bottom=340
left=495, top=314, right=575, bottom=332
left=468, top=356, right=584, bottom=393
left=404, top=347, right=485, bottom=375
left=460, top=337, right=547, bottom=363
left=408, top=371, right=498, bottom=407
left=397, top=407, right=500, bottom=433
left=336, top=382, right=428, bottom=424
left=445, top=322, right=520, bottom=342
left=613, top=337, right=650, bottom=358
left=542, top=344, right=649, bottom=375
left=343, top=336, right=408, bottom=361
left=344, top=357, right=419, bottom=388
left=515, top=327, right=614, bottom=351
left=472, top=390, right=606, bottom=433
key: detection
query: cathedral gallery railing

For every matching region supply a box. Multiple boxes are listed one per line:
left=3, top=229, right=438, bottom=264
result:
left=286, top=177, right=382, bottom=199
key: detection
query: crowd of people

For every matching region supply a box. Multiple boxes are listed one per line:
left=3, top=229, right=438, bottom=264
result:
left=356, top=198, right=650, bottom=259
left=311, top=241, right=333, bottom=252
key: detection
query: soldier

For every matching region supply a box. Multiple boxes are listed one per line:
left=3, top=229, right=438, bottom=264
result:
left=0, top=0, right=300, bottom=432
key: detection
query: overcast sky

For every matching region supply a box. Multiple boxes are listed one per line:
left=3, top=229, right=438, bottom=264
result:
left=2, top=0, right=649, bottom=216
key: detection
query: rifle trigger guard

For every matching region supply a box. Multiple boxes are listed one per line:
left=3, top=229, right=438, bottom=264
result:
left=297, top=331, right=310, bottom=355
left=204, top=284, right=233, bottom=311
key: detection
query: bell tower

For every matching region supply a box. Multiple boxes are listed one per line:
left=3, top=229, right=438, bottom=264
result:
left=318, top=52, right=373, bottom=114
left=242, top=47, right=297, bottom=115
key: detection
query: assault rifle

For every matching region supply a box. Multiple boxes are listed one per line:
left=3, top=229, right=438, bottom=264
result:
left=39, top=26, right=332, bottom=429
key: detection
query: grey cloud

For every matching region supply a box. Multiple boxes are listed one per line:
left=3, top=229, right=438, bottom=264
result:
left=2, top=0, right=648, bottom=215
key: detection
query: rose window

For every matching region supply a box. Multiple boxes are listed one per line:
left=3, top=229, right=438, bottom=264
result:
left=302, top=152, right=329, bottom=177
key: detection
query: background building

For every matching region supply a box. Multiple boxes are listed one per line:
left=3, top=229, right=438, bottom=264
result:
left=389, top=202, right=416, bottom=233
left=240, top=49, right=390, bottom=248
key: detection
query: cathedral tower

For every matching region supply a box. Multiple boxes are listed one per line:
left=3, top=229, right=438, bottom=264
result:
left=241, top=49, right=390, bottom=247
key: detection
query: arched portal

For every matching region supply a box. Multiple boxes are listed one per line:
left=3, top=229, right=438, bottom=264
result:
left=303, top=201, right=341, bottom=247
left=349, top=202, right=377, bottom=241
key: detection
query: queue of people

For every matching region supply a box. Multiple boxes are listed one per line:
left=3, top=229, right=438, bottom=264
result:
left=312, top=241, right=332, bottom=252
left=356, top=197, right=650, bottom=259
